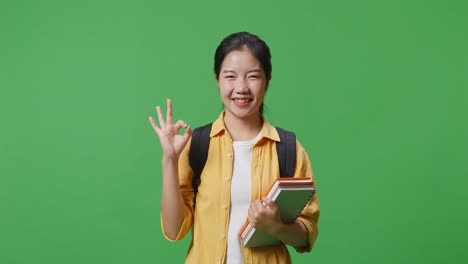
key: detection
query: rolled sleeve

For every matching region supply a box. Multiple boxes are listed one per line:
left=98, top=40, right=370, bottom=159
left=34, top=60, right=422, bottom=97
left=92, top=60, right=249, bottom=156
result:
left=294, top=193, right=320, bottom=252
left=161, top=202, right=194, bottom=241
left=292, top=141, right=320, bottom=252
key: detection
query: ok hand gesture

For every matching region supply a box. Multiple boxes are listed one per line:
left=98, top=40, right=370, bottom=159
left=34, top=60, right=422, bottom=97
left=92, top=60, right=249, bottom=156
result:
left=149, top=99, right=192, bottom=159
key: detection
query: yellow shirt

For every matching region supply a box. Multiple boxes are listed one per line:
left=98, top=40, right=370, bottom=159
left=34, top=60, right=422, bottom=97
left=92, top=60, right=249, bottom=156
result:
left=161, top=113, right=320, bottom=264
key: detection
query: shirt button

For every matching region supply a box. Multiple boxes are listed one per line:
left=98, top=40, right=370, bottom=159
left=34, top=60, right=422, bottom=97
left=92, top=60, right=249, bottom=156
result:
left=217, top=261, right=221, bottom=264
left=225, top=176, right=230, bottom=181
left=221, top=234, right=225, bottom=239
left=223, top=204, right=227, bottom=209
left=227, top=153, right=233, bottom=158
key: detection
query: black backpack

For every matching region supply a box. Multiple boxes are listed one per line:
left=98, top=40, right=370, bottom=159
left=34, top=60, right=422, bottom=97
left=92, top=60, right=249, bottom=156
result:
left=188, top=123, right=297, bottom=205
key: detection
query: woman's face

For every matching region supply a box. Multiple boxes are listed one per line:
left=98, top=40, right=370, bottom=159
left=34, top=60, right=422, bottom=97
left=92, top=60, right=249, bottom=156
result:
left=216, top=47, right=269, bottom=122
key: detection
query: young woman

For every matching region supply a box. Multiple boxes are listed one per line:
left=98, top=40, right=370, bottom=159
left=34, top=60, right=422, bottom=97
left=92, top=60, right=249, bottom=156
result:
left=149, top=32, right=319, bottom=264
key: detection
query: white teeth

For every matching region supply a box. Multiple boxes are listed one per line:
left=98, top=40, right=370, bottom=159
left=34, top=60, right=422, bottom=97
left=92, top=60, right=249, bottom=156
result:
left=234, top=99, right=251, bottom=103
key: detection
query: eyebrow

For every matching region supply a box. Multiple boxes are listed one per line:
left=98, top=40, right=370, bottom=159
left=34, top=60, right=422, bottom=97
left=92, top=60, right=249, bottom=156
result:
left=222, top=69, right=263, bottom=74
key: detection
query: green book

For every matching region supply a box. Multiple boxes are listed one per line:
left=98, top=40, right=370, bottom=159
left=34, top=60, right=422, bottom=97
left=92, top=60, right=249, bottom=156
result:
left=239, top=177, right=316, bottom=248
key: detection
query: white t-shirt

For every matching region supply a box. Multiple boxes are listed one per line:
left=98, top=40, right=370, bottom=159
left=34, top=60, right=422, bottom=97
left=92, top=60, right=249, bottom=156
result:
left=226, top=131, right=262, bottom=264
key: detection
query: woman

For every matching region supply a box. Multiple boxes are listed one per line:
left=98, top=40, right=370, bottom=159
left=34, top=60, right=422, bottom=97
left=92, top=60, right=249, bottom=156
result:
left=149, top=32, right=319, bottom=264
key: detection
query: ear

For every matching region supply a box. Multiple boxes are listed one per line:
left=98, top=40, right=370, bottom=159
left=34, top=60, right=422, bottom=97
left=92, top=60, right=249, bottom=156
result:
left=265, top=75, right=272, bottom=91
left=215, top=74, right=221, bottom=89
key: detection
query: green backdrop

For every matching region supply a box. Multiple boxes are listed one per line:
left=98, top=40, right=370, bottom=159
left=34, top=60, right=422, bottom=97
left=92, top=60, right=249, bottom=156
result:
left=1, top=0, right=467, bottom=263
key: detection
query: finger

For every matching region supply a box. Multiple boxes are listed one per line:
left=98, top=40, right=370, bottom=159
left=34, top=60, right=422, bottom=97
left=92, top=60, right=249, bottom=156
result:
left=156, top=106, right=166, bottom=128
left=248, top=205, right=256, bottom=219
left=248, top=208, right=258, bottom=222
left=252, top=200, right=264, bottom=210
left=263, top=198, right=275, bottom=209
left=174, top=120, right=187, bottom=131
left=248, top=205, right=254, bottom=215
left=148, top=116, right=161, bottom=134
left=166, top=99, right=173, bottom=124
left=250, top=201, right=263, bottom=217
left=183, top=125, right=192, bottom=142
left=262, top=201, right=271, bottom=209
left=248, top=215, right=256, bottom=227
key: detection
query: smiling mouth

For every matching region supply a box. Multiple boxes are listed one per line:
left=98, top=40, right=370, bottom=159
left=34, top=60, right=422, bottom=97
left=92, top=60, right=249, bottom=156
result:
left=232, top=98, right=253, bottom=103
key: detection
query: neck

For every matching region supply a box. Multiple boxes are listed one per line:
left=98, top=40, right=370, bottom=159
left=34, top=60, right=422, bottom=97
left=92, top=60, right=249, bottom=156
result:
left=224, top=112, right=263, bottom=141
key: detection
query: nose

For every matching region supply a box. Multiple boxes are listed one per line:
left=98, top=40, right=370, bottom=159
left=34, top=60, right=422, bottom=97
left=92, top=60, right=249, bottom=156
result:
left=234, top=78, right=249, bottom=93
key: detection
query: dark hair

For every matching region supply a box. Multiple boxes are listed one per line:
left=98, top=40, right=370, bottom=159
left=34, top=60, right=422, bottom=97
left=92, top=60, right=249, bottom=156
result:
left=214, top=32, right=272, bottom=114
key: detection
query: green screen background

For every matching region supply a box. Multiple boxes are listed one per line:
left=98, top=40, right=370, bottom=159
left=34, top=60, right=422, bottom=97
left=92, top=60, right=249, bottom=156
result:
left=1, top=0, right=467, bottom=263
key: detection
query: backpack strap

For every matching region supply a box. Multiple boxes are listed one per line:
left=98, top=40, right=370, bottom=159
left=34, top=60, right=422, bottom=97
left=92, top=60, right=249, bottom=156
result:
left=188, top=123, right=213, bottom=202
left=275, top=127, right=297, bottom=177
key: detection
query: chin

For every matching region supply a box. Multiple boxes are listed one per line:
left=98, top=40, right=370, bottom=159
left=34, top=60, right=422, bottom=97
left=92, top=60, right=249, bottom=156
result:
left=228, top=108, right=259, bottom=119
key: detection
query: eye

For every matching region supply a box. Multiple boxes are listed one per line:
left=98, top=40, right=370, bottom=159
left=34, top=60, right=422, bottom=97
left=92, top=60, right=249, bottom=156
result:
left=225, top=75, right=235, bottom=79
left=248, top=75, right=260, bottom=79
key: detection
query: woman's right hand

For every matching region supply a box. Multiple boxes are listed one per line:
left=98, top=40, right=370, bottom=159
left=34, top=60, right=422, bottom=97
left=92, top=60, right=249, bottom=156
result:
left=149, top=99, right=192, bottom=159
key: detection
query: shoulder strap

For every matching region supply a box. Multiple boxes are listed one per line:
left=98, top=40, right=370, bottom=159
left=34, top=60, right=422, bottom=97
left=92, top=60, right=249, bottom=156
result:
left=275, top=127, right=297, bottom=177
left=188, top=123, right=212, bottom=200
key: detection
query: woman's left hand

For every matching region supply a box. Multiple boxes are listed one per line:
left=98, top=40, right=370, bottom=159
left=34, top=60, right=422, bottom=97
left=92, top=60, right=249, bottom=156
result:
left=247, top=198, right=282, bottom=234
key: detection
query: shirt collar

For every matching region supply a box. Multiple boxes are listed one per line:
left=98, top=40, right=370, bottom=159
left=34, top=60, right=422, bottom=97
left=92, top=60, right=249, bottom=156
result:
left=210, top=112, right=280, bottom=142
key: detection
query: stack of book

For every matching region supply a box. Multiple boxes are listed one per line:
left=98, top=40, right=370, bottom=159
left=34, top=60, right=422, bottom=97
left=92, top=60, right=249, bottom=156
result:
left=239, top=177, right=316, bottom=248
